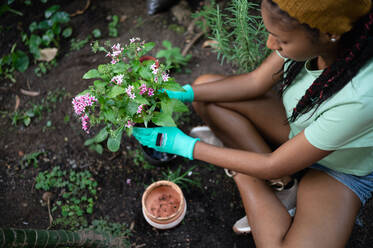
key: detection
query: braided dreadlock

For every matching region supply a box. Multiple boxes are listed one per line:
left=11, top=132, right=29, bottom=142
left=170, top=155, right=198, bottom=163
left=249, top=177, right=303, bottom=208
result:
left=269, top=1, right=373, bottom=122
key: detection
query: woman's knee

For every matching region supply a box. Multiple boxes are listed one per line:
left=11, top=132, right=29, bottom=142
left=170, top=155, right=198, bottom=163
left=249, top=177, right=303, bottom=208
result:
left=192, top=74, right=225, bottom=86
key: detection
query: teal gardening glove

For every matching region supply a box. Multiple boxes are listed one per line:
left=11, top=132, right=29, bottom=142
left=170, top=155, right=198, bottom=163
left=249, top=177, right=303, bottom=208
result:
left=165, top=84, right=194, bottom=103
left=133, top=127, right=200, bottom=160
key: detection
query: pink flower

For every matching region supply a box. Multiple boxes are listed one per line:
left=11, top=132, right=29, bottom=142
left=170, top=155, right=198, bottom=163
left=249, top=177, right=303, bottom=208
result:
left=150, top=63, right=158, bottom=75
left=81, top=114, right=90, bottom=133
left=106, top=43, right=123, bottom=64
left=162, top=72, right=170, bottom=82
left=126, top=85, right=136, bottom=99
left=154, top=77, right=158, bottom=83
left=139, top=84, right=147, bottom=95
left=137, top=104, right=144, bottom=114
left=130, top=37, right=140, bottom=43
left=147, top=88, right=154, bottom=96
left=126, top=178, right=131, bottom=185
left=125, top=120, right=135, bottom=128
left=111, top=74, right=124, bottom=85
left=72, top=93, right=97, bottom=116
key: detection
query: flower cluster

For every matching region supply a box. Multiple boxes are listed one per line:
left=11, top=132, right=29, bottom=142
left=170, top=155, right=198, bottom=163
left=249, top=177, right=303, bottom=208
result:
left=72, top=93, right=97, bottom=133
left=73, top=38, right=188, bottom=152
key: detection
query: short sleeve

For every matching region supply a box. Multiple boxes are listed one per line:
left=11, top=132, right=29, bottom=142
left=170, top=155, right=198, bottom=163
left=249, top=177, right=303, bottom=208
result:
left=304, top=100, right=373, bottom=150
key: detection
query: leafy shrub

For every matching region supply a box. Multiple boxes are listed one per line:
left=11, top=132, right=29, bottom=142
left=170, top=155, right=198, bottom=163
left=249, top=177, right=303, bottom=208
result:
left=193, top=0, right=270, bottom=72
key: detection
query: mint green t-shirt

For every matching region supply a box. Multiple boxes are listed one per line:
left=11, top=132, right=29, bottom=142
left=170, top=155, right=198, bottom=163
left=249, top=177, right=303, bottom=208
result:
left=281, top=53, right=373, bottom=176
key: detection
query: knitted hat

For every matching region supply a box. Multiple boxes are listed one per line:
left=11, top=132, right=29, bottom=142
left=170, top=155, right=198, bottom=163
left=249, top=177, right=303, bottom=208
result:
left=272, top=0, right=372, bottom=35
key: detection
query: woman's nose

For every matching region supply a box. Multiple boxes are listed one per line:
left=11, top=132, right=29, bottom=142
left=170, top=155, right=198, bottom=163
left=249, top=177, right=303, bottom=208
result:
left=266, top=34, right=280, bottom=50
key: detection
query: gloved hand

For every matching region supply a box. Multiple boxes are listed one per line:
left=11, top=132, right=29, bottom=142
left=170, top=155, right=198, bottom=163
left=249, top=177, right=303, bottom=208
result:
left=165, top=84, right=194, bottom=103
left=133, top=127, right=200, bottom=160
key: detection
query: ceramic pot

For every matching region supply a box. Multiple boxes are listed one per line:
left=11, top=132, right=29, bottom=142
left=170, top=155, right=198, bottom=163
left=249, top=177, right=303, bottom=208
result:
left=142, top=180, right=187, bottom=229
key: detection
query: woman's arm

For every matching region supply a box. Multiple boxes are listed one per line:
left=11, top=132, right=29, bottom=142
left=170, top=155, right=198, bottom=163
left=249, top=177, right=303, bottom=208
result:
left=192, top=51, right=284, bottom=102
left=193, top=130, right=332, bottom=179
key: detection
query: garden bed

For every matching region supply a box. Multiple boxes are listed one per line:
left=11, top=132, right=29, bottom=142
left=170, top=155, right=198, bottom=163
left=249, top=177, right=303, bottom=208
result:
left=1, top=0, right=373, bottom=247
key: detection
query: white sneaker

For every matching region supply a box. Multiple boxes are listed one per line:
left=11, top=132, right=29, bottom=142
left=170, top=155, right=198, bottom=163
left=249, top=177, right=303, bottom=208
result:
left=233, top=179, right=298, bottom=235
left=189, top=126, right=223, bottom=147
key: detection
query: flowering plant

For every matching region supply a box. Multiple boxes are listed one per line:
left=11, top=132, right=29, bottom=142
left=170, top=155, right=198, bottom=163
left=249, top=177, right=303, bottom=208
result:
left=72, top=38, right=188, bottom=152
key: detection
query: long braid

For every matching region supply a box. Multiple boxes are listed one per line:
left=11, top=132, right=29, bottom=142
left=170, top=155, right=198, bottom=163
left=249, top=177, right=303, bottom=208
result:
left=285, top=9, right=373, bottom=122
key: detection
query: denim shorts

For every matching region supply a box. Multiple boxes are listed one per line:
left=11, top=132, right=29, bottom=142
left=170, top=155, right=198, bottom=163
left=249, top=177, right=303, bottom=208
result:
left=310, top=163, right=373, bottom=206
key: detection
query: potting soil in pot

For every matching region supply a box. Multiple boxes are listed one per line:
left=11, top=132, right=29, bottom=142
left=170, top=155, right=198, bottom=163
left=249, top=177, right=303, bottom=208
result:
left=145, top=185, right=181, bottom=218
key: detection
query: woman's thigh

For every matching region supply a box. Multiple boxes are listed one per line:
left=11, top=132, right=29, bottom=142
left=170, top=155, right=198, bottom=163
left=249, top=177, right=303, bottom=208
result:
left=283, top=169, right=361, bottom=248
left=192, top=74, right=290, bottom=147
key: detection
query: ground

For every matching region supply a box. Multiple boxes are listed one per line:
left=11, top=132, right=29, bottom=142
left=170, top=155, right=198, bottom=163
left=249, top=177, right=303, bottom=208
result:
left=1, top=0, right=373, bottom=247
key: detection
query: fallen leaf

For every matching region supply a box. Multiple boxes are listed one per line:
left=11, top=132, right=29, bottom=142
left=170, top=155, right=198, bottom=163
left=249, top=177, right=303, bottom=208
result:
left=20, top=88, right=40, bottom=97
left=18, top=150, right=24, bottom=157
left=202, top=40, right=218, bottom=48
left=120, top=15, right=128, bottom=23
left=15, top=95, right=20, bottom=112
left=37, top=48, right=58, bottom=62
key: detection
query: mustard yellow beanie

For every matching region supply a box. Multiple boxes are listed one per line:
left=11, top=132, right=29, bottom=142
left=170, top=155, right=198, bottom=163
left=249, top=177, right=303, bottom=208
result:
left=272, top=0, right=372, bottom=35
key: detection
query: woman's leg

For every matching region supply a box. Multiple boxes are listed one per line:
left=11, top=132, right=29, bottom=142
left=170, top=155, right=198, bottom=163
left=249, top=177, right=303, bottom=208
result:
left=234, top=169, right=361, bottom=248
left=192, top=74, right=290, bottom=154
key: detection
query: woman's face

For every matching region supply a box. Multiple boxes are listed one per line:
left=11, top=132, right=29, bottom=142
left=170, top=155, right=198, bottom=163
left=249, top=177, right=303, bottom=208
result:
left=261, top=0, right=331, bottom=62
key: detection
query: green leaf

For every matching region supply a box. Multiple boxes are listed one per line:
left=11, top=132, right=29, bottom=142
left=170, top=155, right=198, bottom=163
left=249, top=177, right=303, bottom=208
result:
left=29, top=22, right=38, bottom=32
left=142, top=42, right=155, bottom=54
left=45, top=5, right=59, bottom=18
left=94, top=128, right=109, bottom=143
left=107, top=127, right=123, bottom=152
left=103, top=110, right=116, bottom=123
left=162, top=40, right=172, bottom=49
left=94, top=144, right=103, bottom=154
left=12, top=50, right=29, bottom=72
left=42, top=29, right=54, bottom=45
left=29, top=34, right=41, bottom=58
left=112, top=62, right=126, bottom=74
left=84, top=137, right=96, bottom=146
left=108, top=85, right=125, bottom=98
left=125, top=101, right=139, bottom=116
left=151, top=112, right=176, bottom=127
left=38, top=20, right=50, bottom=30
left=161, top=98, right=188, bottom=114
left=51, top=11, right=70, bottom=24
left=134, top=95, right=150, bottom=105
left=139, top=67, right=152, bottom=80
left=23, top=117, right=31, bottom=126
left=62, top=27, right=72, bottom=38
left=92, top=28, right=101, bottom=38
left=83, top=69, right=100, bottom=79
left=162, top=80, right=184, bottom=91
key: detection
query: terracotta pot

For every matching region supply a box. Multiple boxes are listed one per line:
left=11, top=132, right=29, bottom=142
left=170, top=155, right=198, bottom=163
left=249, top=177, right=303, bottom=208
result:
left=139, top=55, right=159, bottom=68
left=142, top=180, right=187, bottom=229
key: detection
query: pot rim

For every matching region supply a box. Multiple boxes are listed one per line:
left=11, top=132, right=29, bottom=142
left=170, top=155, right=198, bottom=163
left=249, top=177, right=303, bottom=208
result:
left=142, top=180, right=185, bottom=221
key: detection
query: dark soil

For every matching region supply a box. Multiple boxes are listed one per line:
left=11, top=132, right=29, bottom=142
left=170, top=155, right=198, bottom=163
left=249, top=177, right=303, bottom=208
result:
left=1, top=1, right=373, bottom=247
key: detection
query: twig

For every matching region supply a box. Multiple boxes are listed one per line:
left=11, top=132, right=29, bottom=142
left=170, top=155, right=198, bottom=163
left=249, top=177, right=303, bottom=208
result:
left=46, top=197, right=53, bottom=229
left=70, top=0, right=91, bottom=17
left=14, top=95, right=20, bottom=112
left=182, top=31, right=204, bottom=56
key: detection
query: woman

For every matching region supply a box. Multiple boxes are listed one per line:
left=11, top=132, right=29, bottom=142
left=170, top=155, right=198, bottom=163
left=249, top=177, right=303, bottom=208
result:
left=133, top=0, right=373, bottom=247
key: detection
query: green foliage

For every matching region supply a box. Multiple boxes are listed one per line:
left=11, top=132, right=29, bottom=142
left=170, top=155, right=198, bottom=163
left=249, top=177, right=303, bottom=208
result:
left=162, top=165, right=201, bottom=190
left=0, top=44, right=30, bottom=83
left=35, top=166, right=98, bottom=229
left=88, top=217, right=131, bottom=241
left=0, top=228, right=129, bottom=248
left=92, top=28, right=102, bottom=38
left=108, top=15, right=119, bottom=37
left=70, top=35, right=91, bottom=51
left=20, top=150, right=45, bottom=168
left=25, top=4, right=71, bottom=59
left=84, top=127, right=109, bottom=154
left=10, top=88, right=67, bottom=126
left=74, top=39, right=188, bottom=152
left=193, top=0, right=270, bottom=72
left=34, top=59, right=57, bottom=77
left=128, top=148, right=154, bottom=169
left=156, top=40, right=191, bottom=71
